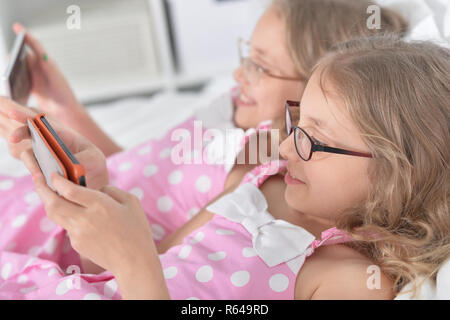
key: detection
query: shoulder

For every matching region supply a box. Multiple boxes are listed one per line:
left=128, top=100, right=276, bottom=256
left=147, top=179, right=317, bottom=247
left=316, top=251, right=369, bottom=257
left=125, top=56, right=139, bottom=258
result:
left=295, top=244, right=395, bottom=300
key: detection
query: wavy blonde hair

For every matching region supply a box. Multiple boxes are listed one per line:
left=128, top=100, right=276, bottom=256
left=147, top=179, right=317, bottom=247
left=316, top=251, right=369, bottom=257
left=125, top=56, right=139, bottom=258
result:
left=270, top=0, right=408, bottom=142
left=314, top=36, right=450, bottom=298
left=273, top=0, right=408, bottom=80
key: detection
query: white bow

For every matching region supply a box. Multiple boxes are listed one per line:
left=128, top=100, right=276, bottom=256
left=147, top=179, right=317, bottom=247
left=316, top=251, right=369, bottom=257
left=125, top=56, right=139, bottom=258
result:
left=206, top=183, right=317, bottom=267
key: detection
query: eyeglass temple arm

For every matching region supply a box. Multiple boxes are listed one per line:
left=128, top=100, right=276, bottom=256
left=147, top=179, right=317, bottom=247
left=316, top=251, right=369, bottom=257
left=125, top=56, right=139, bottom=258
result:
left=313, top=145, right=373, bottom=158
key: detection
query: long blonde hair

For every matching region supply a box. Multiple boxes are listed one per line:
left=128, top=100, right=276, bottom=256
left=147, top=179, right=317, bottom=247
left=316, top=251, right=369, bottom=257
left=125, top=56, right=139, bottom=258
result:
left=273, top=0, right=408, bottom=80
left=315, top=36, right=450, bottom=298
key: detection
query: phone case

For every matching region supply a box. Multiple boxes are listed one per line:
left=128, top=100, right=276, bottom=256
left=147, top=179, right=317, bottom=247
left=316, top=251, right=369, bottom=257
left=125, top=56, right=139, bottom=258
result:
left=28, top=118, right=67, bottom=192
left=28, top=113, right=86, bottom=190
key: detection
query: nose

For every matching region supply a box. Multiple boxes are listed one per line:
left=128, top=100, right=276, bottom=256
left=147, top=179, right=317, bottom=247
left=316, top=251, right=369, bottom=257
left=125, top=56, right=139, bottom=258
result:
left=279, top=133, right=297, bottom=161
left=233, top=64, right=249, bottom=85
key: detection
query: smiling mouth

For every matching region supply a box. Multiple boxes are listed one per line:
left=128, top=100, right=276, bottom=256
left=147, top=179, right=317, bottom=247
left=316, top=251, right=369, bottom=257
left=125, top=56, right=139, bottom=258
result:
left=284, top=169, right=306, bottom=185
left=236, top=92, right=257, bottom=108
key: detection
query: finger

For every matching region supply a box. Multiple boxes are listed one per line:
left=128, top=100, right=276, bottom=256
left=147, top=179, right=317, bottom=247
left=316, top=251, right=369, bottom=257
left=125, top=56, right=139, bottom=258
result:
left=100, top=185, right=132, bottom=205
left=21, top=148, right=44, bottom=178
left=13, top=23, right=47, bottom=60
left=0, top=97, right=35, bottom=121
left=9, top=125, right=30, bottom=143
left=12, top=22, right=24, bottom=35
left=51, top=173, right=104, bottom=207
left=30, top=168, right=73, bottom=229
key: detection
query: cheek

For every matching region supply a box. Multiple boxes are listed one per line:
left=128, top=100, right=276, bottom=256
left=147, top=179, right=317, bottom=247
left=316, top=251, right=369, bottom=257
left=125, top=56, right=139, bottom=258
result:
left=284, top=160, right=370, bottom=219
left=256, top=82, right=300, bottom=120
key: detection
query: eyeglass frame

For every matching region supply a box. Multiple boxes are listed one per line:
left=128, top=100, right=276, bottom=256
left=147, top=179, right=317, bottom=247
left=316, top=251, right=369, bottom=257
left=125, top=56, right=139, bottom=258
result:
left=285, top=100, right=373, bottom=161
left=238, top=38, right=305, bottom=83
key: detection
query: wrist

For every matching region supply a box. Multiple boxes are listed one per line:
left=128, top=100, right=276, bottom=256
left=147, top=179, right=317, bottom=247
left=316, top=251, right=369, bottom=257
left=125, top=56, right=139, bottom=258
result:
left=114, top=251, right=169, bottom=300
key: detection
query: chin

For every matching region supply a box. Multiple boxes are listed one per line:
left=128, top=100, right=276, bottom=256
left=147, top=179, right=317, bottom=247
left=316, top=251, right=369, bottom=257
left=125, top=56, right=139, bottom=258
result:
left=234, top=110, right=256, bottom=130
left=284, top=185, right=306, bottom=212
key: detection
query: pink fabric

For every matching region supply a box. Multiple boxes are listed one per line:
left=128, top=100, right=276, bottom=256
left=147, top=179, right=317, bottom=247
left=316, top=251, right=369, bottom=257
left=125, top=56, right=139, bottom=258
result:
left=0, top=157, right=352, bottom=299
left=0, top=108, right=274, bottom=299
left=106, top=116, right=229, bottom=245
left=0, top=107, right=352, bottom=299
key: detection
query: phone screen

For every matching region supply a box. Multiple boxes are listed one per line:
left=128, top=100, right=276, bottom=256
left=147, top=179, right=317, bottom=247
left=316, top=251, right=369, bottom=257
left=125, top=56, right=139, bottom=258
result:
left=9, top=41, right=31, bottom=105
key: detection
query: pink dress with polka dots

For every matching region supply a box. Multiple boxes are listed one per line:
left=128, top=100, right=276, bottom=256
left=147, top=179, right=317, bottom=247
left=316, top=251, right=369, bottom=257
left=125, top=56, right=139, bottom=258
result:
left=0, top=160, right=353, bottom=299
left=0, top=90, right=276, bottom=299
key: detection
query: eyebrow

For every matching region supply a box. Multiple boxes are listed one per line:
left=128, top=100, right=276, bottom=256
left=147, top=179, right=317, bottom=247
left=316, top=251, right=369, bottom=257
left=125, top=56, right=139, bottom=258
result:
left=300, top=109, right=335, bottom=137
left=252, top=46, right=276, bottom=68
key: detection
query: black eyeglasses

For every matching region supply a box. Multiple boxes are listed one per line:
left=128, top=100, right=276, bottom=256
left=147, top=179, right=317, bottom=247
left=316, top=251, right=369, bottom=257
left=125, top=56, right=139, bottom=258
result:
left=285, top=100, right=373, bottom=161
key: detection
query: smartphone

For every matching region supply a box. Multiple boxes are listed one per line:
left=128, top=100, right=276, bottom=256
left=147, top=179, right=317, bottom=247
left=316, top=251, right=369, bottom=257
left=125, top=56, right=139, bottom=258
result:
left=1, top=30, right=32, bottom=105
left=27, top=113, right=86, bottom=192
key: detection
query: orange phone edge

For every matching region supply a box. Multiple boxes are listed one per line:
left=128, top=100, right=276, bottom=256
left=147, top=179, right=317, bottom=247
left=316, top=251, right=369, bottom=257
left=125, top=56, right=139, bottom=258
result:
left=31, top=113, right=86, bottom=186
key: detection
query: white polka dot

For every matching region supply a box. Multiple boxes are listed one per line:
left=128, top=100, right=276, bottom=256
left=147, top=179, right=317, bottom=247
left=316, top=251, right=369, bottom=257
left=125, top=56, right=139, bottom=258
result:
left=11, top=214, right=27, bottom=228
left=231, top=270, right=250, bottom=287
left=196, top=265, right=213, bottom=283
left=186, top=297, right=200, bottom=300
left=17, top=275, right=28, bottom=284
left=104, top=279, right=118, bottom=299
left=28, top=246, right=41, bottom=257
left=56, top=279, right=73, bottom=295
left=178, top=245, right=192, bottom=259
left=48, top=268, right=60, bottom=277
left=137, top=146, right=151, bottom=155
left=208, top=251, right=226, bottom=261
left=242, top=247, right=257, bottom=258
left=55, top=279, right=72, bottom=296
left=129, top=187, right=144, bottom=200
left=216, top=229, right=235, bottom=236
left=195, top=175, right=211, bottom=193
left=24, top=192, right=40, bottom=207
left=168, top=170, right=183, bottom=185
left=84, top=293, right=102, bottom=300
left=1, top=262, right=12, bottom=280
left=151, top=224, right=165, bottom=241
left=157, top=196, right=173, bottom=213
left=39, top=217, right=56, bottom=233
left=269, top=274, right=289, bottom=293
left=44, top=238, right=59, bottom=254
left=163, top=266, right=178, bottom=279
left=159, top=148, right=172, bottom=159
left=187, top=207, right=200, bottom=219
left=143, top=164, right=158, bottom=177
left=23, top=258, right=37, bottom=269
left=20, top=285, right=38, bottom=294
left=0, top=179, right=14, bottom=190
left=190, top=231, right=205, bottom=244
left=118, top=162, right=133, bottom=172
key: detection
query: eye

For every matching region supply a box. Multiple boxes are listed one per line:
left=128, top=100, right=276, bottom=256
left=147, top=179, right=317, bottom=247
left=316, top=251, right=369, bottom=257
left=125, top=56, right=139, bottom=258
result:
left=254, top=62, right=268, bottom=74
left=250, top=57, right=269, bottom=73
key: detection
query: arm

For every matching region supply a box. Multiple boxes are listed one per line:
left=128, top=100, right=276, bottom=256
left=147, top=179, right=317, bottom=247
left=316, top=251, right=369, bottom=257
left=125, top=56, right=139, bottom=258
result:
left=157, top=182, right=240, bottom=254
left=12, top=23, right=123, bottom=157
left=304, top=258, right=395, bottom=300
left=67, top=108, right=124, bottom=157
left=27, top=167, right=170, bottom=299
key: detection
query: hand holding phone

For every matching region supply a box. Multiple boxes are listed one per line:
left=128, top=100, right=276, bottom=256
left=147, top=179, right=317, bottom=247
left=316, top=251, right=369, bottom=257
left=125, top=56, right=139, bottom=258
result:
left=1, top=30, right=32, bottom=105
left=27, top=113, right=86, bottom=191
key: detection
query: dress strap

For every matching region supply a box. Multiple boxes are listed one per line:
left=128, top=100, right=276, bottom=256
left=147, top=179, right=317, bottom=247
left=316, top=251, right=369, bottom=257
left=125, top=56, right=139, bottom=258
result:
left=240, top=160, right=286, bottom=188
left=306, top=227, right=354, bottom=257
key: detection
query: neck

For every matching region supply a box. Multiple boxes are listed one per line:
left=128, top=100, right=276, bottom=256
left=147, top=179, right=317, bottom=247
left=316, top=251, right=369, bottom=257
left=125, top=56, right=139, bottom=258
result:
left=286, top=206, right=336, bottom=240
